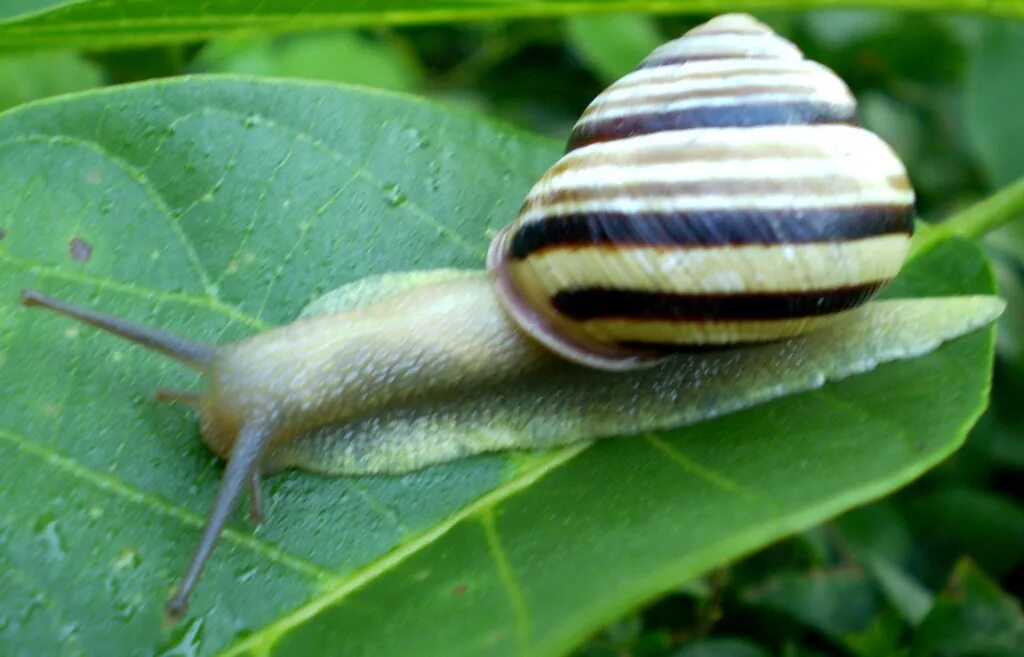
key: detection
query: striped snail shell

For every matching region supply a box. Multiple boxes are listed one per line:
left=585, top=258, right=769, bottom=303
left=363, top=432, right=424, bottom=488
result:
left=488, top=13, right=916, bottom=370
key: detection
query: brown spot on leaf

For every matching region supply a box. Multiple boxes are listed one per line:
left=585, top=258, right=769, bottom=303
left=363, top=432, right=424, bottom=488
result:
left=86, top=170, right=102, bottom=184
left=70, top=237, right=92, bottom=262
left=451, top=583, right=468, bottom=597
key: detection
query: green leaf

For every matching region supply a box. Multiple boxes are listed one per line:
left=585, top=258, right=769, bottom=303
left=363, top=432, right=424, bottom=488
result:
left=673, top=638, right=770, bottom=657
left=740, top=568, right=893, bottom=653
left=861, top=556, right=934, bottom=628
left=564, top=13, right=663, bottom=84
left=836, top=504, right=934, bottom=625
left=0, top=50, right=102, bottom=111
left=2, top=1, right=1024, bottom=51
left=966, top=20, right=1024, bottom=187
left=193, top=32, right=421, bottom=92
left=911, top=560, right=1024, bottom=657
left=905, top=487, right=1024, bottom=581
left=0, top=78, right=997, bottom=656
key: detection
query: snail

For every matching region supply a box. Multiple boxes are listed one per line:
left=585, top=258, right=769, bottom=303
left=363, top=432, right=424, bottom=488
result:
left=16, top=13, right=1004, bottom=617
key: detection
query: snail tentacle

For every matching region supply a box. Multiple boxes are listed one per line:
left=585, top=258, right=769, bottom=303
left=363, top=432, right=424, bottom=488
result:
left=166, top=422, right=274, bottom=618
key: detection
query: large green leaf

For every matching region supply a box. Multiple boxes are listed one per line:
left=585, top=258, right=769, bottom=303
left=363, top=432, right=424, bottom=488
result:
left=0, top=78, right=996, bottom=656
left=1, top=1, right=1023, bottom=51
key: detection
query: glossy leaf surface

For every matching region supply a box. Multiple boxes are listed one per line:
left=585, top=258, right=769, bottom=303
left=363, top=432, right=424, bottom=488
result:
left=0, top=78, right=997, bottom=657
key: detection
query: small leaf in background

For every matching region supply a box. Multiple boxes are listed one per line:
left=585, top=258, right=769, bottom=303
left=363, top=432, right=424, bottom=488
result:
left=862, top=557, right=933, bottom=627
left=966, top=20, right=1024, bottom=187
left=781, top=644, right=833, bottom=657
left=800, top=9, right=895, bottom=48
left=836, top=502, right=914, bottom=566
left=740, top=569, right=888, bottom=652
left=968, top=363, right=1024, bottom=472
left=0, top=51, right=101, bottom=111
left=194, top=31, right=421, bottom=92
left=564, top=13, right=662, bottom=84
left=86, top=45, right=200, bottom=83
left=836, top=503, right=934, bottom=625
left=673, top=637, right=769, bottom=657
left=904, top=487, right=1024, bottom=582
left=912, top=560, right=1024, bottom=657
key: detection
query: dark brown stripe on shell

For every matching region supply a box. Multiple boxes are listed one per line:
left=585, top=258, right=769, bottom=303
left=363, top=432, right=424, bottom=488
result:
left=508, top=206, right=914, bottom=260
left=567, top=100, right=856, bottom=151
left=551, top=282, right=886, bottom=322
left=638, top=53, right=785, bottom=69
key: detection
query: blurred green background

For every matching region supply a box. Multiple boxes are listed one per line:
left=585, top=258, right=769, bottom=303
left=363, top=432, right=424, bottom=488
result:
left=4, top=10, right=1022, bottom=655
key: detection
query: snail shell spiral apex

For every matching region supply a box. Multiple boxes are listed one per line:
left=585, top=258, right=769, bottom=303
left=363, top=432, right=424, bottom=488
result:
left=488, top=13, right=916, bottom=370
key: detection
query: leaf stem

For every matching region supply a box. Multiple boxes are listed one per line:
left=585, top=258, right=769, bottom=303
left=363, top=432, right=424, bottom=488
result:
left=944, top=175, right=1024, bottom=241
left=911, top=175, right=1024, bottom=258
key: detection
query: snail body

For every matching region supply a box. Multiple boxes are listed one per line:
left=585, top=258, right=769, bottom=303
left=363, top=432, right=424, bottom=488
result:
left=197, top=272, right=548, bottom=466
left=20, top=14, right=987, bottom=617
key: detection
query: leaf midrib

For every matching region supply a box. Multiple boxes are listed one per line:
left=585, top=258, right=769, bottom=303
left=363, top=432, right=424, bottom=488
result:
left=0, top=426, right=333, bottom=582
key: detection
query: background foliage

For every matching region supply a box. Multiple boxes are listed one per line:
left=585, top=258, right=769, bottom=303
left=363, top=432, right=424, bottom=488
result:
left=0, top=4, right=1022, bottom=657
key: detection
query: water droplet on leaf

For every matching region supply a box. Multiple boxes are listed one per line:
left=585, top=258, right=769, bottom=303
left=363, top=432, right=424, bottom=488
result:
left=33, top=513, right=66, bottom=561
left=383, top=183, right=407, bottom=208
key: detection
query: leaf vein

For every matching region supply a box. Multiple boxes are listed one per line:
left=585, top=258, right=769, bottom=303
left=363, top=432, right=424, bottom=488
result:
left=0, top=134, right=217, bottom=297
left=0, top=250, right=267, bottom=330
left=188, top=106, right=478, bottom=258
left=479, top=507, right=532, bottom=656
left=813, top=388, right=917, bottom=453
left=255, top=171, right=361, bottom=318
left=644, top=434, right=782, bottom=512
left=213, top=147, right=295, bottom=286
left=347, top=480, right=412, bottom=536
left=0, top=427, right=334, bottom=584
